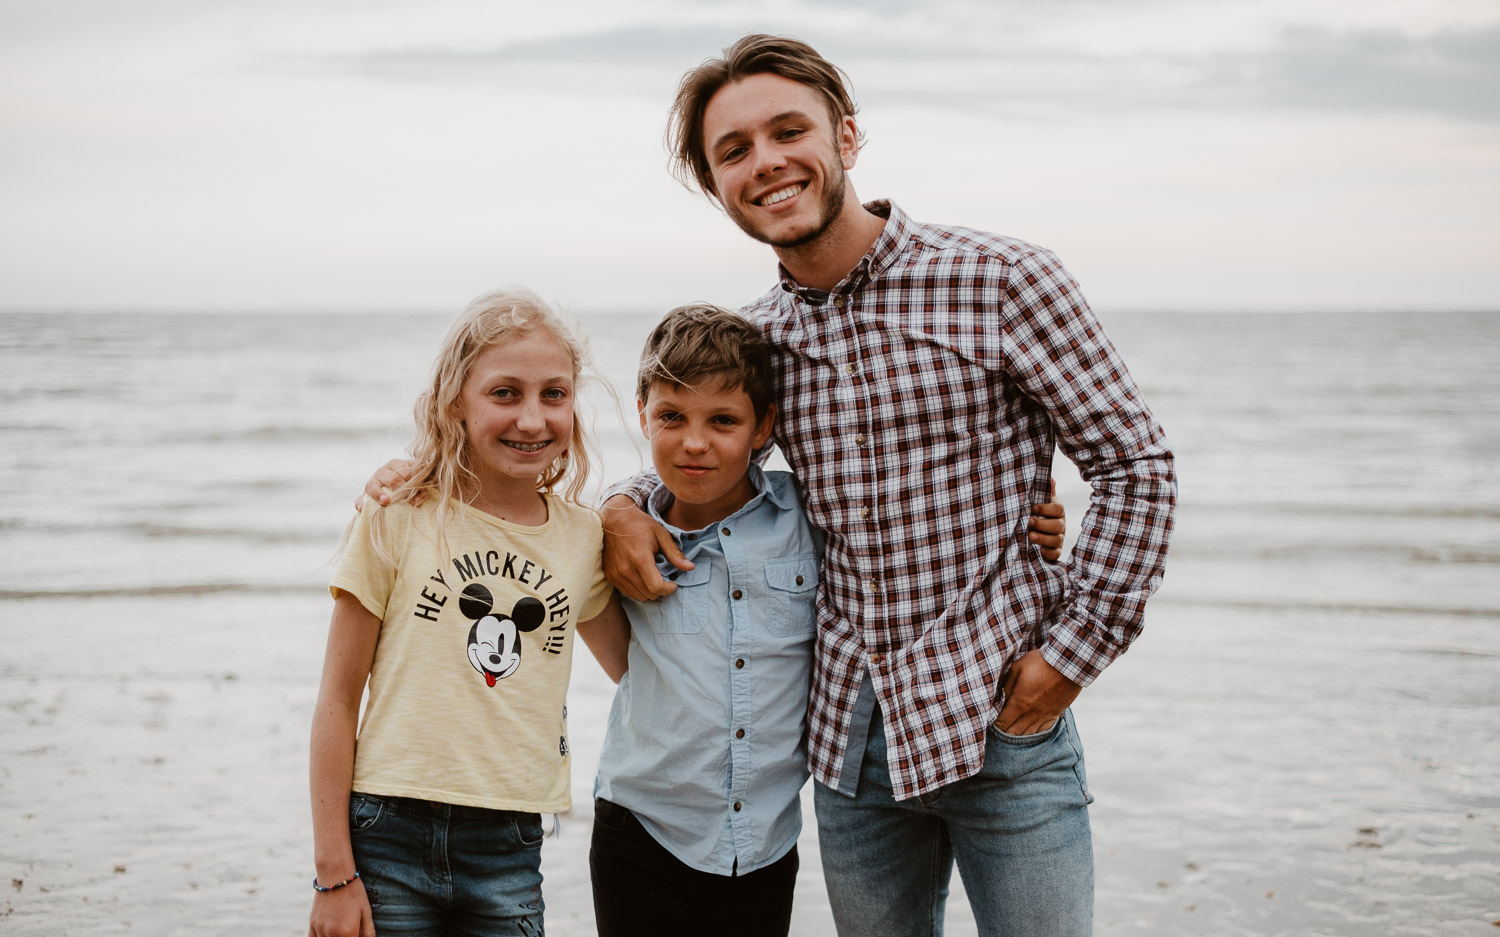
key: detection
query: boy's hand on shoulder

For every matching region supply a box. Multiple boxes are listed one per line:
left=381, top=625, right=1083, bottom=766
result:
left=356, top=458, right=417, bottom=511
left=601, top=495, right=692, bottom=602
left=1027, top=478, right=1066, bottom=563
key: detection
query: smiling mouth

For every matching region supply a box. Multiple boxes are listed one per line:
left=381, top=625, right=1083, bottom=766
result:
left=757, top=184, right=805, bottom=206
left=504, top=440, right=551, bottom=453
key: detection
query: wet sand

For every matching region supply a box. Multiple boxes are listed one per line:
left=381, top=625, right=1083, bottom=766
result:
left=3, top=582, right=1496, bottom=935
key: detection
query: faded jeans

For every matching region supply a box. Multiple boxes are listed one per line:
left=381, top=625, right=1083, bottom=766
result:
left=347, top=792, right=545, bottom=936
left=814, top=707, right=1095, bottom=937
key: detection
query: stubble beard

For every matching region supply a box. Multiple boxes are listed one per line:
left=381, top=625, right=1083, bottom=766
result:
left=727, top=151, right=848, bottom=250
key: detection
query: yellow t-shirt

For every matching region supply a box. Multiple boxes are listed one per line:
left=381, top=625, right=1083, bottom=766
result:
left=330, top=495, right=610, bottom=812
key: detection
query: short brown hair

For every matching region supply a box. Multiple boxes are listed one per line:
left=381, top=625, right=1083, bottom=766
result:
left=636, top=303, right=775, bottom=418
left=667, top=33, right=863, bottom=205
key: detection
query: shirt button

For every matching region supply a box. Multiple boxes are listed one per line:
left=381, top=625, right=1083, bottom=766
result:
left=844, top=363, right=855, bottom=375
left=871, top=653, right=885, bottom=665
left=735, top=658, right=745, bottom=669
left=854, top=433, right=866, bottom=446
left=722, top=527, right=732, bottom=536
left=733, top=802, right=743, bottom=812
left=795, top=575, right=804, bottom=585
left=732, top=589, right=743, bottom=600
left=687, top=533, right=697, bottom=541
left=669, top=572, right=679, bottom=581
left=860, top=506, right=871, bottom=519
left=735, top=728, right=745, bottom=739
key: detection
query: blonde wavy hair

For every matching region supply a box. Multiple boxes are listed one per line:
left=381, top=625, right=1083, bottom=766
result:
left=384, top=289, right=596, bottom=553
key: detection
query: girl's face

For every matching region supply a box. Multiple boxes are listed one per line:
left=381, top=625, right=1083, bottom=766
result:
left=455, top=332, right=575, bottom=494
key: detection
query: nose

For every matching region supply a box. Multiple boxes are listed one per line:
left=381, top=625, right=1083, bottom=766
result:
left=752, top=139, right=785, bottom=178
left=682, top=426, right=709, bottom=453
left=516, top=397, right=544, bottom=431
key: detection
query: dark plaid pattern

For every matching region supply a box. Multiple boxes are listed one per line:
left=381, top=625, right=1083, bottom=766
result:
left=612, top=201, right=1175, bottom=799
left=745, top=202, right=1175, bottom=799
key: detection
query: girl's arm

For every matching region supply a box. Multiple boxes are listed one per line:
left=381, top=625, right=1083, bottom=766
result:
left=575, top=592, right=631, bottom=684
left=308, top=592, right=381, bottom=937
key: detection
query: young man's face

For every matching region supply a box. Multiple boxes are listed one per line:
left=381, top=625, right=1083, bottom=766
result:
left=701, top=72, right=860, bottom=249
left=638, top=376, right=775, bottom=527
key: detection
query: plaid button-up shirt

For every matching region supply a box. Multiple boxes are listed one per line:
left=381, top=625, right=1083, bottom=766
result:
left=616, top=201, right=1175, bottom=800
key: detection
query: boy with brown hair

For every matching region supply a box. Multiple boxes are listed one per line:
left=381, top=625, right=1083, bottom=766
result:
left=589, top=302, right=815, bottom=937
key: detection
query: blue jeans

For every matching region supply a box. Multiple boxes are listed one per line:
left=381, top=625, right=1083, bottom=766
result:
left=813, top=708, right=1094, bottom=937
left=348, top=792, right=546, bottom=936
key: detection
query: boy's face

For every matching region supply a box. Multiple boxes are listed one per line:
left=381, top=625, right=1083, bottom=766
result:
left=638, top=376, right=775, bottom=527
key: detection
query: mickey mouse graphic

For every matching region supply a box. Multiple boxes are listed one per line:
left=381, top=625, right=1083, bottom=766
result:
left=460, top=583, right=545, bottom=687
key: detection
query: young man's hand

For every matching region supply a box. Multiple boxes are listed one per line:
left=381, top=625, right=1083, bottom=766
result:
left=994, top=649, right=1081, bottom=736
left=356, top=458, right=417, bottom=511
left=601, top=495, right=693, bottom=602
left=1027, top=479, right=1066, bottom=562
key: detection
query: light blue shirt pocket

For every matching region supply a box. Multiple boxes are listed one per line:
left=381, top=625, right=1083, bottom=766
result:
left=763, top=555, right=818, bottom=637
left=640, top=561, right=713, bottom=634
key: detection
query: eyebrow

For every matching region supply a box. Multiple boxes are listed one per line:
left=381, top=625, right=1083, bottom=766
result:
left=709, top=110, right=813, bottom=156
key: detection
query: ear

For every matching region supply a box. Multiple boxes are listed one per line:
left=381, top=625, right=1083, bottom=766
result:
left=838, top=116, right=859, bottom=171
left=459, top=583, right=494, bottom=620
left=510, top=596, right=546, bottom=633
left=752, top=403, right=776, bottom=450
left=637, top=398, right=649, bottom=437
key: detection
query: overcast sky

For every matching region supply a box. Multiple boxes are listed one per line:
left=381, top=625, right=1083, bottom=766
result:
left=2, top=0, right=1497, bottom=314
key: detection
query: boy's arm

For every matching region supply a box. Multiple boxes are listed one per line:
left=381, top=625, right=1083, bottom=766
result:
left=575, top=592, right=631, bottom=683
left=356, top=459, right=416, bottom=511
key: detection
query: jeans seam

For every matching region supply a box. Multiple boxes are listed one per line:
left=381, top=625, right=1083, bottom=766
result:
left=1062, top=716, right=1092, bottom=804
left=927, top=827, right=943, bottom=937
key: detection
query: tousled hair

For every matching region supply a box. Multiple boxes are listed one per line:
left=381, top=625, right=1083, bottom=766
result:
left=380, top=289, right=596, bottom=557
left=636, top=303, right=775, bottom=419
left=667, top=33, right=863, bottom=206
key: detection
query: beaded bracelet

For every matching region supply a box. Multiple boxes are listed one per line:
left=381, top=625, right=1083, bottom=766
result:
left=312, top=870, right=360, bottom=893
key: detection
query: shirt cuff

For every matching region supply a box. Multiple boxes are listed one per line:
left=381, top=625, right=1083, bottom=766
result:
left=1039, top=615, right=1119, bottom=688
left=602, top=470, right=660, bottom=509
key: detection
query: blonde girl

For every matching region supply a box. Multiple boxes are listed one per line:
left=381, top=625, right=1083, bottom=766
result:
left=308, top=289, right=627, bottom=937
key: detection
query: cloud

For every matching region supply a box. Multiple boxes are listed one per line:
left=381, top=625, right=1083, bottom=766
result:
left=319, top=25, right=756, bottom=77
left=287, top=18, right=1500, bottom=124
left=1204, top=24, right=1500, bottom=122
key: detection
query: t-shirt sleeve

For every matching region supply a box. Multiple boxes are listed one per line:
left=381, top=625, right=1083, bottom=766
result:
left=328, top=497, right=400, bottom=622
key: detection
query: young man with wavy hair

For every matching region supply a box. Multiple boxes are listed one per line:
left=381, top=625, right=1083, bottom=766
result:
left=602, top=33, right=1177, bottom=937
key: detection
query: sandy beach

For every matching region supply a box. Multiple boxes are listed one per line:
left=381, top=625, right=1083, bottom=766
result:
left=3, top=310, right=1498, bottom=935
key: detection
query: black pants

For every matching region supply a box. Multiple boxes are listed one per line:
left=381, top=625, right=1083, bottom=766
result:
left=589, top=797, right=799, bottom=937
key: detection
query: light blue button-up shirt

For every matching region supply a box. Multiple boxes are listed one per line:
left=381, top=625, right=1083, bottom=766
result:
left=594, top=466, right=820, bottom=875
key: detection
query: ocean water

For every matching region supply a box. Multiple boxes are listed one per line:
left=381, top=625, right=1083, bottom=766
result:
left=1, top=310, right=1497, bottom=935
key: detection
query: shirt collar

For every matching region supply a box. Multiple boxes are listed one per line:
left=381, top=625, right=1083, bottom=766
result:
left=644, top=463, right=792, bottom=539
left=776, top=199, right=909, bottom=302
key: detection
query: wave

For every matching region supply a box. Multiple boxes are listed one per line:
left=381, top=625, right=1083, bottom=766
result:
left=1156, top=594, right=1500, bottom=619
left=1186, top=501, right=1500, bottom=521
left=1168, top=543, right=1500, bottom=565
left=0, top=582, right=324, bottom=600
left=6, top=519, right=336, bottom=544
left=166, top=425, right=404, bottom=444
